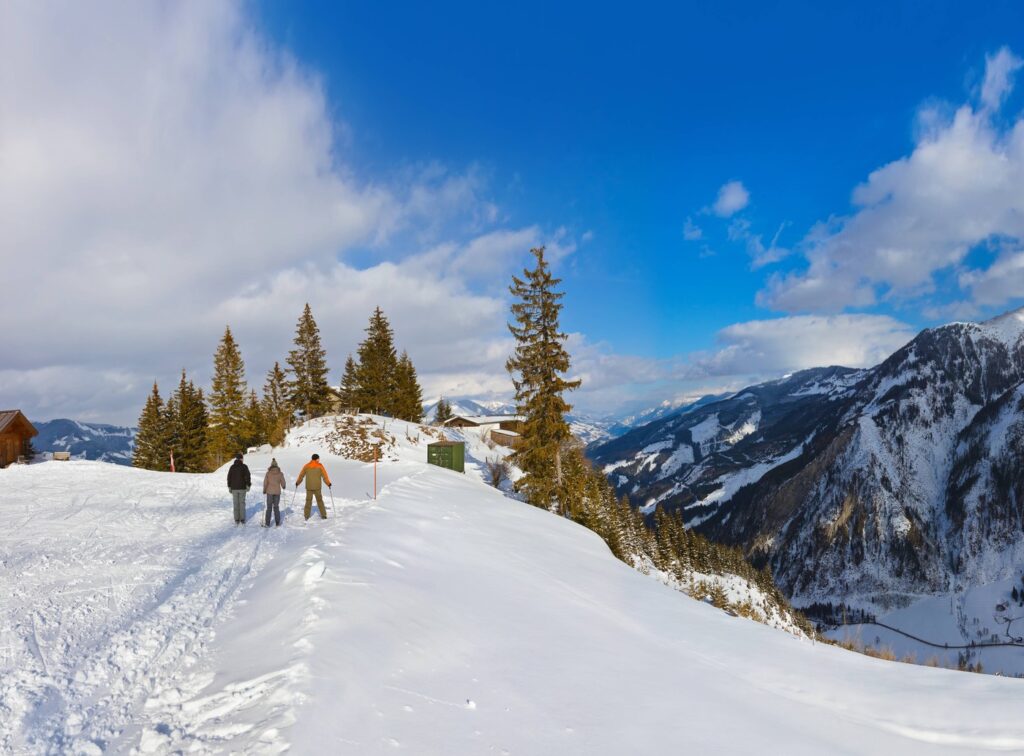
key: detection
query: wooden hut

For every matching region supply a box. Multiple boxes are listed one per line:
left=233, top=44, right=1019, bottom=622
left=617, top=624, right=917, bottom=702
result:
left=444, top=415, right=524, bottom=449
left=444, top=415, right=523, bottom=433
left=0, top=410, right=38, bottom=468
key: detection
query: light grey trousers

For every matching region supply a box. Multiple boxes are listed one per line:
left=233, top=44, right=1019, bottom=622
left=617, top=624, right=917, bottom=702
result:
left=231, top=489, right=247, bottom=523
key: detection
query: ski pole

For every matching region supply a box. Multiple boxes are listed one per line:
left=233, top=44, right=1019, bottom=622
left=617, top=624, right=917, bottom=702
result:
left=329, top=486, right=336, bottom=516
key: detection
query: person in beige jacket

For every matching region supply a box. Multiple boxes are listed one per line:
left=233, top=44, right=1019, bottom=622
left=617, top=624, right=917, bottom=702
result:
left=263, top=458, right=287, bottom=527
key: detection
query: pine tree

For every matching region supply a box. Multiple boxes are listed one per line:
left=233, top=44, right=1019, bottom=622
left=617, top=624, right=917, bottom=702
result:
left=167, top=371, right=210, bottom=473
left=338, top=354, right=359, bottom=412
left=434, top=396, right=454, bottom=425
left=393, top=350, right=424, bottom=423
left=208, top=326, right=248, bottom=466
left=243, top=389, right=268, bottom=449
left=262, top=362, right=292, bottom=447
left=353, top=306, right=399, bottom=416
left=506, top=246, right=581, bottom=510
left=287, top=303, right=331, bottom=419
left=133, top=382, right=169, bottom=470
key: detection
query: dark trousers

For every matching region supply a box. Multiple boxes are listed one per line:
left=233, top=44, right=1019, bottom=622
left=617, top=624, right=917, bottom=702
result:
left=265, top=493, right=281, bottom=527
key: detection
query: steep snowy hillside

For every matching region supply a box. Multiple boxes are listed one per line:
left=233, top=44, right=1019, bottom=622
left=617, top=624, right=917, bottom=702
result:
left=32, top=419, right=136, bottom=464
left=593, top=366, right=861, bottom=518
left=602, top=392, right=729, bottom=439
left=6, top=420, right=1024, bottom=753
left=591, top=307, right=1024, bottom=608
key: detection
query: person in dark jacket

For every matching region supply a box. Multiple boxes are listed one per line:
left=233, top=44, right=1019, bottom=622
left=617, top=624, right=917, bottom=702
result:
left=227, top=453, right=251, bottom=524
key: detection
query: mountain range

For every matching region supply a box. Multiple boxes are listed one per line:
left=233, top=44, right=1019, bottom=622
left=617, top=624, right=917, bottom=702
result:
left=590, top=307, right=1024, bottom=609
left=421, top=395, right=717, bottom=445
left=33, top=419, right=136, bottom=465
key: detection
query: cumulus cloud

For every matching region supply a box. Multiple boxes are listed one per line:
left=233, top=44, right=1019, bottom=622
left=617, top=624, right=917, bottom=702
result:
left=980, top=46, right=1023, bottom=111
left=683, top=217, right=703, bottom=241
left=0, top=2, right=573, bottom=423
left=761, top=47, right=1024, bottom=313
left=690, top=314, right=914, bottom=377
left=562, top=314, right=915, bottom=416
left=711, top=180, right=750, bottom=217
left=0, top=2, right=952, bottom=426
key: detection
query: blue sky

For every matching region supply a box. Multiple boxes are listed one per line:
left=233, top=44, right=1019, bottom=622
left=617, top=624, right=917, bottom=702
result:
left=4, top=2, right=1024, bottom=423
left=256, top=0, right=1024, bottom=352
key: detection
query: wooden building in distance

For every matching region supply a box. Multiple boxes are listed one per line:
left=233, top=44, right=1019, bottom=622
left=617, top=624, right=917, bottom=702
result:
left=444, top=414, right=524, bottom=449
left=0, top=410, right=38, bottom=468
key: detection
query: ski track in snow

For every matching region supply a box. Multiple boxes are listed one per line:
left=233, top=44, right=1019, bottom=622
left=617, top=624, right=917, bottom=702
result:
left=0, top=458, right=377, bottom=755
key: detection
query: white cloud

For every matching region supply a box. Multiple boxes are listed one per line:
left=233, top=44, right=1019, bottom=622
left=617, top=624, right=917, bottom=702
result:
left=711, top=180, right=750, bottom=217
left=0, top=2, right=573, bottom=424
left=0, top=2, right=946, bottom=427
left=691, top=314, right=914, bottom=377
left=761, top=47, right=1024, bottom=313
left=959, top=247, right=1024, bottom=306
left=728, top=218, right=789, bottom=268
left=561, top=314, right=914, bottom=417
left=683, top=217, right=703, bottom=241
left=980, top=46, right=1023, bottom=111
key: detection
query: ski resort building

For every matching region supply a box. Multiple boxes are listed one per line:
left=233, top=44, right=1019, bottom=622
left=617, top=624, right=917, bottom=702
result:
left=444, top=415, right=524, bottom=448
left=0, top=410, right=38, bottom=468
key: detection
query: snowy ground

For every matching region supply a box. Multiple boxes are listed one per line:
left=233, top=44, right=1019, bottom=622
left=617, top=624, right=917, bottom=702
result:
left=6, top=418, right=1024, bottom=753
left=828, top=576, right=1024, bottom=676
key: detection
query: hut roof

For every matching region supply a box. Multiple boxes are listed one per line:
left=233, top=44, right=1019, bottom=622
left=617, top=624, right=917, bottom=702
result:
left=444, top=414, right=522, bottom=426
left=0, top=410, right=38, bottom=437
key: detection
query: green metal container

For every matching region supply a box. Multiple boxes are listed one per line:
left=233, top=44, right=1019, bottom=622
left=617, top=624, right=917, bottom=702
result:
left=427, top=440, right=465, bottom=473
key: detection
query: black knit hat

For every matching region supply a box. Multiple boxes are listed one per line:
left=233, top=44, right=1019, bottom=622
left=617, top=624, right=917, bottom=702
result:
left=312, top=453, right=320, bottom=460
left=235, top=452, right=243, bottom=460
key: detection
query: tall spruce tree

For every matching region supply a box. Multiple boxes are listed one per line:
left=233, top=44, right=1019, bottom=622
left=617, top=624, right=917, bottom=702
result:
left=393, top=350, right=424, bottom=422
left=133, top=382, right=169, bottom=470
left=242, top=389, right=268, bottom=449
left=506, top=246, right=581, bottom=510
left=208, top=326, right=248, bottom=466
left=262, top=362, right=292, bottom=446
left=287, top=303, right=331, bottom=419
left=434, top=396, right=454, bottom=425
left=338, top=354, right=359, bottom=411
left=353, top=306, right=399, bottom=415
left=167, top=371, right=210, bottom=473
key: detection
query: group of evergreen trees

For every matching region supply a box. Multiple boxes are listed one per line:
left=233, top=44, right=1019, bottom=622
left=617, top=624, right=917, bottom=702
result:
left=337, top=307, right=423, bottom=422
left=133, top=371, right=209, bottom=472
left=556, top=443, right=808, bottom=630
left=134, top=304, right=423, bottom=472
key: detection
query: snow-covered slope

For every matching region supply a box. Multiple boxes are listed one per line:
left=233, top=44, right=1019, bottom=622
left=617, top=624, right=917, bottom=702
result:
left=422, top=397, right=517, bottom=424
left=9, top=417, right=1024, bottom=753
left=32, top=418, right=136, bottom=464
left=591, top=307, right=1024, bottom=609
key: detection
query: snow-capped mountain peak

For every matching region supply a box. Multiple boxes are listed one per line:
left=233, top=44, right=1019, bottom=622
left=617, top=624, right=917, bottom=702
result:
left=591, top=305, right=1024, bottom=612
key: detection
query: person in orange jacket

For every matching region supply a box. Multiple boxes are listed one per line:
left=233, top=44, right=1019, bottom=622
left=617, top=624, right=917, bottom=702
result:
left=296, top=453, right=332, bottom=520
